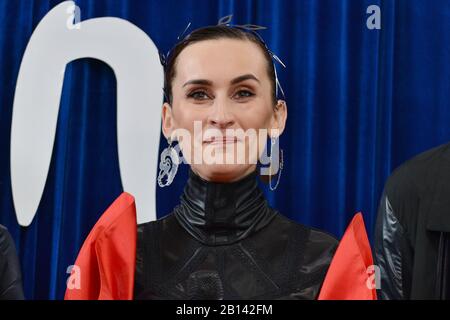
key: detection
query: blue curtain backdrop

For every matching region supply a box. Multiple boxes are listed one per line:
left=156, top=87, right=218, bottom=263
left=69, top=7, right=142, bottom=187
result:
left=0, top=0, right=449, bottom=299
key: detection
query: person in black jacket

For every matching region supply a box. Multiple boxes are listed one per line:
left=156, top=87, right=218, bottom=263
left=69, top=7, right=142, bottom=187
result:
left=133, top=23, right=339, bottom=299
left=0, top=224, right=25, bottom=299
left=374, top=142, right=450, bottom=299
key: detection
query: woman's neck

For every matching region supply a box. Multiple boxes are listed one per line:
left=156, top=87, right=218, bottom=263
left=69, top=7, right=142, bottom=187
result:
left=172, top=167, right=277, bottom=246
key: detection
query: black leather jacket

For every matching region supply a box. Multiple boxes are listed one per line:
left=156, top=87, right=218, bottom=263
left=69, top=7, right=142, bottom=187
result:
left=374, top=142, right=450, bottom=299
left=134, top=169, right=338, bottom=300
left=0, top=225, right=25, bottom=300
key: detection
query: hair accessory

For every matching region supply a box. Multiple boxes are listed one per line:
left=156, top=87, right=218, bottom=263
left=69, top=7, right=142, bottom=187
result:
left=159, top=14, right=287, bottom=101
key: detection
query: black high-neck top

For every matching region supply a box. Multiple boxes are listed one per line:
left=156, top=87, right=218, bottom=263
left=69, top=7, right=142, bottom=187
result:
left=174, top=169, right=277, bottom=246
left=134, top=169, right=338, bottom=300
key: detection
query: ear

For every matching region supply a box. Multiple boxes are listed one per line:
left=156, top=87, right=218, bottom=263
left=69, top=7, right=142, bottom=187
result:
left=161, top=102, right=176, bottom=140
left=269, top=99, right=288, bottom=137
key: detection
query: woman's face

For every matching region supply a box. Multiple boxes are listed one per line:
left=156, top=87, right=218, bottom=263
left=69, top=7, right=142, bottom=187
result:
left=162, top=38, right=287, bottom=183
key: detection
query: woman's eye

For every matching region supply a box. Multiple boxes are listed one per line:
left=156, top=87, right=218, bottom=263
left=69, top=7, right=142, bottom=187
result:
left=234, top=90, right=255, bottom=99
left=187, top=91, right=209, bottom=100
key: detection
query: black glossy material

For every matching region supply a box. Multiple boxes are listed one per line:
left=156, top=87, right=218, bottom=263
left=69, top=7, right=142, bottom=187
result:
left=135, top=169, right=338, bottom=299
left=0, top=225, right=25, bottom=300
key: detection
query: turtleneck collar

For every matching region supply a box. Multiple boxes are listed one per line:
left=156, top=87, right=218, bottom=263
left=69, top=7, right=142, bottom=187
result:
left=173, top=168, right=278, bottom=246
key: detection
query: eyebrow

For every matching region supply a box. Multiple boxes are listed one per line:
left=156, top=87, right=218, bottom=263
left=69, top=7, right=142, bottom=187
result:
left=182, top=74, right=260, bottom=88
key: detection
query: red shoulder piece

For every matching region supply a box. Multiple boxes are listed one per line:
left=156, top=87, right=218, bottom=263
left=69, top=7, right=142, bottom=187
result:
left=318, top=213, right=377, bottom=300
left=65, top=192, right=137, bottom=300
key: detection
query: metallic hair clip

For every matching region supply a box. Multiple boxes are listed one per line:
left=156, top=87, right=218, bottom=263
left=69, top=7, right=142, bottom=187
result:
left=218, top=14, right=267, bottom=31
left=159, top=21, right=193, bottom=102
left=177, top=22, right=192, bottom=40
left=159, top=21, right=192, bottom=68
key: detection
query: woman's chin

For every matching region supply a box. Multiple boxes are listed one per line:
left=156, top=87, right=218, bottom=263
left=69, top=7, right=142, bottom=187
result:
left=192, top=164, right=256, bottom=183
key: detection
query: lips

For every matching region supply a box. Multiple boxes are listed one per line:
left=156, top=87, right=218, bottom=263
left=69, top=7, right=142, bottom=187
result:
left=203, top=136, right=239, bottom=145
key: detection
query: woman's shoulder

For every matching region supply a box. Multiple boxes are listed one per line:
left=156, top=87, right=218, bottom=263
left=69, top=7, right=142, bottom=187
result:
left=136, top=213, right=192, bottom=247
left=258, top=213, right=339, bottom=274
left=137, top=213, right=177, bottom=232
left=241, top=213, right=338, bottom=296
left=248, top=213, right=338, bottom=269
left=269, top=213, right=339, bottom=248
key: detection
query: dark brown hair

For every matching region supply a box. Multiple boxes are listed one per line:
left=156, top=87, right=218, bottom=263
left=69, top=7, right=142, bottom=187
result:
left=162, top=25, right=277, bottom=106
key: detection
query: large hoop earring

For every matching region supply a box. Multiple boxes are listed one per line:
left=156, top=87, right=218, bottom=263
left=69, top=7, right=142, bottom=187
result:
left=268, top=136, right=284, bottom=191
left=157, top=137, right=179, bottom=187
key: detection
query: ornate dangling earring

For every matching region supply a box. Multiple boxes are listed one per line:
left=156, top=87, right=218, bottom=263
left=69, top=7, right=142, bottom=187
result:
left=269, top=136, right=284, bottom=191
left=157, top=137, right=179, bottom=187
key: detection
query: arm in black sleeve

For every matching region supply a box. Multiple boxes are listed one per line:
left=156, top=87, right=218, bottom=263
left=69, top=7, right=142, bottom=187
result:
left=0, top=225, right=25, bottom=300
left=374, top=190, right=414, bottom=300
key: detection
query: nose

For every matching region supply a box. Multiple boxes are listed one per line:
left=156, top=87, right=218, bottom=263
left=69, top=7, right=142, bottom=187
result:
left=208, top=97, right=235, bottom=129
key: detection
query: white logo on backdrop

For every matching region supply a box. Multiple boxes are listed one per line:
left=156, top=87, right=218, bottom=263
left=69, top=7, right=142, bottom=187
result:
left=366, top=5, right=381, bottom=30
left=11, top=1, right=163, bottom=226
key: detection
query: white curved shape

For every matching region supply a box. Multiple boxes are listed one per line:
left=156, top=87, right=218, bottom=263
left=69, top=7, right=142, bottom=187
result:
left=11, top=1, right=163, bottom=226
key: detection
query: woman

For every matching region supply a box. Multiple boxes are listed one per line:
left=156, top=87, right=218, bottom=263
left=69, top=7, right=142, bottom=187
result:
left=133, top=24, right=339, bottom=300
